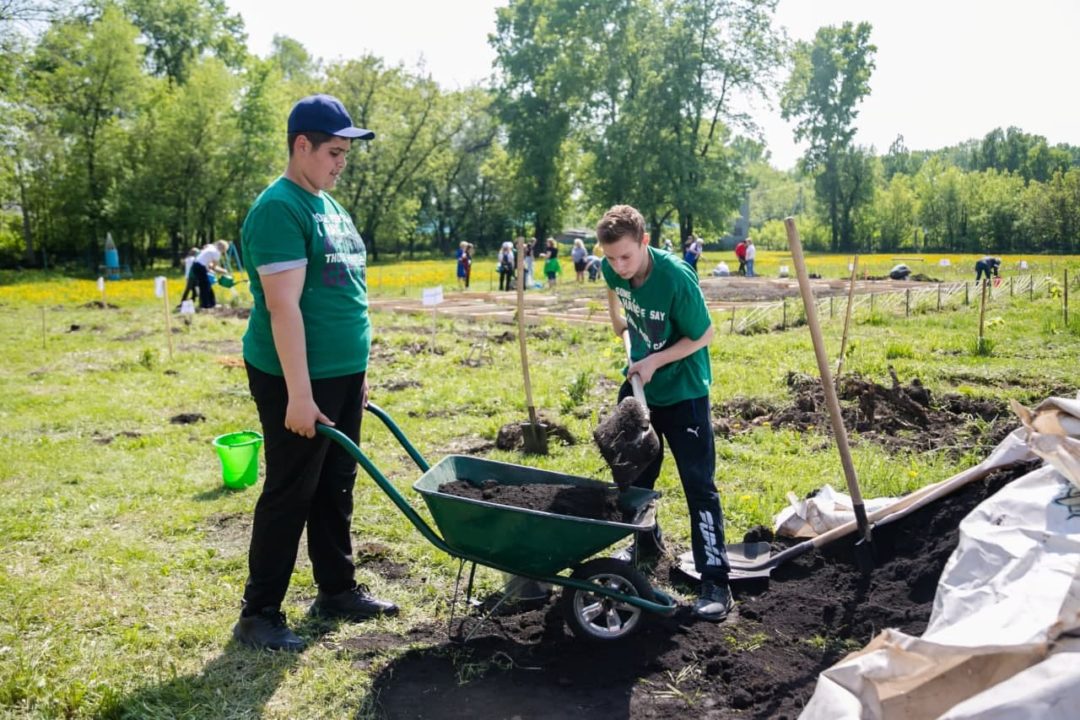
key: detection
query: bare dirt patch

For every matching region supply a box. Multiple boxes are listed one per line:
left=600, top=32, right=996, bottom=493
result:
left=170, top=413, right=206, bottom=425
left=367, top=461, right=1038, bottom=719
left=496, top=418, right=576, bottom=450
left=716, top=370, right=1014, bottom=455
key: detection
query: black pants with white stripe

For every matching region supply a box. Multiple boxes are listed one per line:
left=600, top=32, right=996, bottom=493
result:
left=618, top=384, right=731, bottom=582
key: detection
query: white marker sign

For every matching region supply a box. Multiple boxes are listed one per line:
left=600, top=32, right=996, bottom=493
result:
left=422, top=286, right=444, bottom=307
left=179, top=300, right=196, bottom=315
left=154, top=276, right=167, bottom=298
left=939, top=258, right=952, bottom=267
left=97, top=276, right=105, bottom=291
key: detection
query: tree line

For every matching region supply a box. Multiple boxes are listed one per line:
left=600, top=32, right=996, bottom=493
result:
left=0, top=1, right=1077, bottom=270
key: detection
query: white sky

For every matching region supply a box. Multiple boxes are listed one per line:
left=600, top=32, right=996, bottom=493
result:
left=225, top=0, right=1080, bottom=170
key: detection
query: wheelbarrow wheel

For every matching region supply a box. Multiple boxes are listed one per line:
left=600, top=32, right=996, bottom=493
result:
left=561, top=558, right=654, bottom=642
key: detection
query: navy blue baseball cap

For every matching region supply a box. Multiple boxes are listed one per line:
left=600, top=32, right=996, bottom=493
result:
left=287, top=94, right=374, bottom=140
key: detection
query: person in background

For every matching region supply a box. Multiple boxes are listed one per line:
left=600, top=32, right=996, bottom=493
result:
left=975, top=257, right=1001, bottom=284
left=683, top=234, right=703, bottom=275
left=179, top=246, right=200, bottom=306
left=585, top=248, right=603, bottom=282
left=662, top=237, right=673, bottom=253
left=497, top=240, right=516, bottom=291
left=596, top=204, right=733, bottom=622
left=543, top=237, right=561, bottom=288
left=889, top=263, right=912, bottom=281
left=744, top=238, right=756, bottom=278
left=571, top=237, right=588, bottom=283
left=456, top=241, right=468, bottom=290
left=465, top=243, right=475, bottom=288
left=734, top=239, right=747, bottom=276
left=232, top=93, right=398, bottom=653
left=522, top=240, right=535, bottom=289
left=192, top=240, right=230, bottom=309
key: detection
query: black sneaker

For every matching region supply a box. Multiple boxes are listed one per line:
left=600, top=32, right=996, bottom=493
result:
left=232, top=607, right=305, bottom=652
left=693, top=580, right=734, bottom=622
left=310, top=584, right=399, bottom=622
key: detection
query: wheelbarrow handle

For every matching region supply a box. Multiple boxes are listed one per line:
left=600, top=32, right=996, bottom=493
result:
left=362, top=402, right=430, bottom=472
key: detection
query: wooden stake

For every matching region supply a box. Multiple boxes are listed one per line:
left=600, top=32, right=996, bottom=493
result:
left=782, top=297, right=787, bottom=329
left=41, top=306, right=46, bottom=350
left=1065, top=269, right=1069, bottom=327
left=937, top=283, right=942, bottom=311
left=729, top=307, right=736, bottom=334
left=978, top=278, right=989, bottom=350
left=836, top=255, right=858, bottom=380
left=905, top=288, right=911, bottom=317
left=162, top=280, right=174, bottom=360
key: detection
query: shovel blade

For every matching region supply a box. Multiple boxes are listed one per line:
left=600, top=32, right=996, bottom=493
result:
left=677, top=543, right=774, bottom=582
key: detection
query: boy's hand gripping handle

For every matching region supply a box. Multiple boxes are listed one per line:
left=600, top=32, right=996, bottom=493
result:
left=622, top=329, right=650, bottom=424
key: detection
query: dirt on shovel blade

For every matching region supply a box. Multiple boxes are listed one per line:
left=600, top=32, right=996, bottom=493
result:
left=440, top=479, right=630, bottom=523
left=594, top=397, right=660, bottom=488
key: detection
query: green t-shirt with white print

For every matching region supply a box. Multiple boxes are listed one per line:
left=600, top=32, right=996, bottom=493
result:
left=602, top=246, right=712, bottom=406
left=241, top=176, right=370, bottom=379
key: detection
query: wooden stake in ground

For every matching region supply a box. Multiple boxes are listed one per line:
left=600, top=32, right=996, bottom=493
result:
left=41, top=306, right=46, bottom=350
left=978, top=277, right=989, bottom=352
left=515, top=237, right=547, bottom=454
left=162, top=279, right=173, bottom=360
left=1065, top=269, right=1069, bottom=327
left=785, top=218, right=873, bottom=567
left=836, top=255, right=858, bottom=380
left=97, top=276, right=106, bottom=307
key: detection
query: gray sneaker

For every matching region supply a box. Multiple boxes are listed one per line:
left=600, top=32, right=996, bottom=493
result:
left=693, top=580, right=734, bottom=621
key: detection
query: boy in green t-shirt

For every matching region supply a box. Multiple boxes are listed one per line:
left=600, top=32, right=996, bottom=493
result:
left=232, top=94, right=398, bottom=652
left=597, top=204, right=733, bottom=622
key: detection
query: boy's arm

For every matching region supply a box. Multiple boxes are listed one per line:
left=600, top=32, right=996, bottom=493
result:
left=629, top=325, right=714, bottom=386
left=606, top=289, right=627, bottom=337
left=262, top=266, right=333, bottom=438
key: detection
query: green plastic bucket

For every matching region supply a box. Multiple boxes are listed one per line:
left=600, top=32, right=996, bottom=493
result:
left=212, top=431, right=263, bottom=489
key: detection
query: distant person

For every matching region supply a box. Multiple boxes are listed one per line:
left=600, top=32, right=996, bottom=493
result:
left=179, top=246, right=200, bottom=306
left=662, top=237, right=673, bottom=253
left=463, top=243, right=474, bottom=288
left=455, top=241, right=469, bottom=290
left=711, top=261, right=730, bottom=277
left=233, top=93, right=398, bottom=653
left=585, top=251, right=603, bottom=281
left=192, top=240, right=229, bottom=309
left=975, top=257, right=1001, bottom=283
left=522, top=240, right=535, bottom=289
left=734, top=239, right=747, bottom=276
left=497, top=241, right=516, bottom=291
left=744, top=238, right=756, bottom=277
left=889, top=263, right=912, bottom=280
left=683, top=234, right=703, bottom=275
left=571, top=237, right=588, bottom=283
left=543, top=237, right=561, bottom=288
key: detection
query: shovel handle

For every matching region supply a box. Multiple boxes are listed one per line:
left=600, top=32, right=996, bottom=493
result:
left=622, top=329, right=650, bottom=422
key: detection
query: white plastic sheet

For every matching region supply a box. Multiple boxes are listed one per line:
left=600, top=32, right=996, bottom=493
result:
left=801, top=398, right=1080, bottom=720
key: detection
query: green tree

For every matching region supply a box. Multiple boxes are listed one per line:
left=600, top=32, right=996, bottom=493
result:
left=781, top=21, right=876, bottom=251
left=32, top=4, right=146, bottom=261
left=121, top=0, right=246, bottom=83
left=871, top=170, right=917, bottom=252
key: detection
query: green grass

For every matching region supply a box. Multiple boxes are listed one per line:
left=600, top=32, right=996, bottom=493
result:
left=1, top=265, right=1079, bottom=717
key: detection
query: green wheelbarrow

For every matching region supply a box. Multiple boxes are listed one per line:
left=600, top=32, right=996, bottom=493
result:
left=317, top=403, right=677, bottom=642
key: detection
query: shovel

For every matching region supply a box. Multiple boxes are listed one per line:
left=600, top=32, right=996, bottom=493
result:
left=515, top=237, right=547, bottom=455
left=785, top=217, right=874, bottom=573
left=593, top=329, right=661, bottom=489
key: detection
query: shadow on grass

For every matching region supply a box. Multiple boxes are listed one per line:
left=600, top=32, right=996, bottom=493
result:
left=102, top=615, right=343, bottom=719
left=192, top=485, right=244, bottom=501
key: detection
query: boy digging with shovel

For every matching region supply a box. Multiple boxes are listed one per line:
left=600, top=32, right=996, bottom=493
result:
left=595, top=205, right=733, bottom=621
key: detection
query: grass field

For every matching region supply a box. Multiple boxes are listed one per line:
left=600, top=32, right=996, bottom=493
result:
left=1, top=255, right=1079, bottom=718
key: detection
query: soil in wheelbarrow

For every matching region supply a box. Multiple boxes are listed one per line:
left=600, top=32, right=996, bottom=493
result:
left=439, top=479, right=631, bottom=523
left=365, top=460, right=1040, bottom=720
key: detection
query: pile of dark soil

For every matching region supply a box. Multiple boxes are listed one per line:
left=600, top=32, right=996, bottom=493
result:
left=439, top=480, right=627, bottom=523
left=717, top=370, right=1014, bottom=454
left=366, top=460, right=1040, bottom=719
left=495, top=418, right=576, bottom=450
